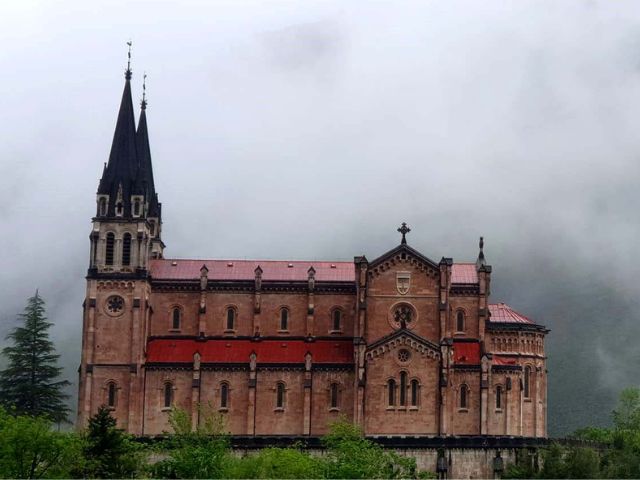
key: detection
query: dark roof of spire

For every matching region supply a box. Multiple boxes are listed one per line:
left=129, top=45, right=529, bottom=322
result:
left=135, top=104, right=159, bottom=216
left=97, top=75, right=138, bottom=202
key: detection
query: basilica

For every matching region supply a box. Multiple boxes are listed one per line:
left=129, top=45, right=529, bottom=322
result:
left=77, top=64, right=548, bottom=439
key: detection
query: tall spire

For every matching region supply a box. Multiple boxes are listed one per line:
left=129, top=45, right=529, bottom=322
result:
left=97, top=42, right=139, bottom=217
left=476, top=236, right=486, bottom=270
left=135, top=73, right=160, bottom=218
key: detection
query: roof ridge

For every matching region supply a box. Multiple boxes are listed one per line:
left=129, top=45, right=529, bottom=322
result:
left=153, top=258, right=354, bottom=264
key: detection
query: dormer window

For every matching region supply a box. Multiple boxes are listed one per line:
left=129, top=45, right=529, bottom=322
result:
left=133, top=199, right=141, bottom=217
left=98, top=197, right=107, bottom=216
left=149, top=221, right=155, bottom=236
left=115, top=202, right=123, bottom=217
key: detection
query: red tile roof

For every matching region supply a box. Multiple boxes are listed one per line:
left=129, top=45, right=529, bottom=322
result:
left=146, top=339, right=354, bottom=364
left=150, top=259, right=355, bottom=282
left=451, top=263, right=478, bottom=284
left=488, top=303, right=533, bottom=324
left=452, top=341, right=481, bottom=365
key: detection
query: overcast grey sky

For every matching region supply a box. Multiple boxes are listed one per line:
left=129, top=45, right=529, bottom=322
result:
left=2, top=0, right=640, bottom=433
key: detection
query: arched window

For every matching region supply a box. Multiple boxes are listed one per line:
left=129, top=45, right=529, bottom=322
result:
left=388, top=379, right=396, bottom=407
left=399, top=371, right=408, bottom=406
left=460, top=384, right=469, bottom=409
left=122, top=233, right=132, bottom=266
left=220, top=382, right=229, bottom=409
left=98, top=197, right=107, bottom=216
left=280, top=308, right=289, bottom=331
left=105, top=233, right=115, bottom=266
left=226, top=308, right=235, bottom=331
left=330, top=383, right=339, bottom=409
left=456, top=310, right=465, bottom=332
left=496, top=385, right=503, bottom=409
left=410, top=379, right=420, bottom=407
left=524, top=366, right=531, bottom=398
left=332, top=310, right=341, bottom=331
left=276, top=382, right=285, bottom=409
left=172, top=307, right=181, bottom=330
left=164, top=382, right=173, bottom=408
left=107, top=382, right=117, bottom=408
left=133, top=199, right=141, bottom=216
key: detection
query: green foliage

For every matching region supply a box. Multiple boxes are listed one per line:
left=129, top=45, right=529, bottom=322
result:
left=613, top=387, right=640, bottom=432
left=150, top=404, right=230, bottom=479
left=227, top=447, right=323, bottom=479
left=0, top=407, right=83, bottom=479
left=573, top=426, right=613, bottom=444
left=0, top=292, right=70, bottom=423
left=505, top=443, right=601, bottom=479
left=83, top=406, right=143, bottom=479
left=321, top=418, right=419, bottom=479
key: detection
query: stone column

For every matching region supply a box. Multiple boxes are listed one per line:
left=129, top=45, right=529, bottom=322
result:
left=480, top=356, right=489, bottom=435
left=191, top=353, right=201, bottom=431
left=198, top=265, right=208, bottom=336
left=306, top=267, right=315, bottom=336
left=303, top=352, right=313, bottom=435
left=247, top=352, right=257, bottom=435
left=253, top=267, right=262, bottom=335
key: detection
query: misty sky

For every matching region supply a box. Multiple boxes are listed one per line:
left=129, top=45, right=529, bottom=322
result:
left=2, top=0, right=640, bottom=434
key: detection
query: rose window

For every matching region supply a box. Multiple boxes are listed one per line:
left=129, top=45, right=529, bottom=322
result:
left=106, top=295, right=124, bottom=315
left=393, top=305, right=413, bottom=327
left=397, top=349, right=411, bottom=363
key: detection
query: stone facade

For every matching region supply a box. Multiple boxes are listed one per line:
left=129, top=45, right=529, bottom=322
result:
left=77, top=69, right=549, bottom=443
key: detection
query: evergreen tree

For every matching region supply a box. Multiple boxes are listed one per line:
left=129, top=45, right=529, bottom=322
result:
left=83, top=406, right=141, bottom=478
left=0, top=291, right=70, bottom=423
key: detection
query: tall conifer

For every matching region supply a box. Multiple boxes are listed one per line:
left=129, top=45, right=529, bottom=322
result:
left=0, top=291, right=70, bottom=422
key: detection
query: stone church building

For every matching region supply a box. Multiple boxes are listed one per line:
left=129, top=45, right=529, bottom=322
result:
left=77, top=66, right=548, bottom=440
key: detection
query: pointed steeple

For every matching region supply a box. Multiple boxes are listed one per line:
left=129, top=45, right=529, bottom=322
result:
left=97, top=46, right=138, bottom=217
left=135, top=73, right=160, bottom=218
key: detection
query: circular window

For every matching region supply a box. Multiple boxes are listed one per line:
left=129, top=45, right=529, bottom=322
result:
left=397, top=349, right=411, bottom=363
left=389, top=303, right=416, bottom=330
left=105, top=295, right=125, bottom=316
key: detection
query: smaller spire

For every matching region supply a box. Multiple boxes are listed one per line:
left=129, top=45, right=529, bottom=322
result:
left=125, top=40, right=132, bottom=80
left=397, top=222, right=411, bottom=245
left=476, top=236, right=486, bottom=270
left=141, top=72, right=147, bottom=110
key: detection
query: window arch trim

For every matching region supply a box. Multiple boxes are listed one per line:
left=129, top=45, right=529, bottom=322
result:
left=171, top=306, right=182, bottom=331
left=163, top=382, right=174, bottom=409
left=105, top=232, right=115, bottom=266
left=279, top=307, right=289, bottom=332
left=106, top=381, right=118, bottom=409
left=459, top=383, right=469, bottom=410
left=220, top=381, right=230, bottom=410
left=275, top=382, right=286, bottom=410
left=387, top=378, right=397, bottom=407
left=455, top=309, right=466, bottom=333
left=225, top=306, right=237, bottom=332
left=330, top=308, right=343, bottom=333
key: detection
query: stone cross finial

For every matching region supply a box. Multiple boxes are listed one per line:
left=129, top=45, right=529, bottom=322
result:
left=397, top=222, right=411, bottom=245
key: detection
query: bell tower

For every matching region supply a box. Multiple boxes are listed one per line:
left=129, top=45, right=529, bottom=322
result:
left=78, top=46, right=163, bottom=433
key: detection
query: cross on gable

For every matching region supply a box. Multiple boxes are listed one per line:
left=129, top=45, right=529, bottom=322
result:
left=397, top=222, right=411, bottom=245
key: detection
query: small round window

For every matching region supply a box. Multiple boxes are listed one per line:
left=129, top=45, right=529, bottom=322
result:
left=106, top=295, right=125, bottom=316
left=397, top=349, right=411, bottom=363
